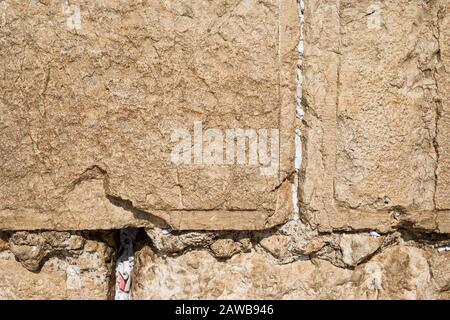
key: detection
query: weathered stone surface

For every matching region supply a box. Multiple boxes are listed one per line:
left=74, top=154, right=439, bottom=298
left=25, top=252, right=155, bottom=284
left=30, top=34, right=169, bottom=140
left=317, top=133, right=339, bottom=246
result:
left=259, top=235, right=292, bottom=259
left=354, top=245, right=445, bottom=300
left=300, top=0, right=450, bottom=233
left=301, top=237, right=326, bottom=255
left=0, top=0, right=449, bottom=301
left=132, top=246, right=356, bottom=299
left=336, top=0, right=438, bottom=211
left=339, top=234, right=383, bottom=267
left=0, top=231, right=114, bottom=299
left=9, top=231, right=82, bottom=271
left=0, top=0, right=299, bottom=231
left=132, top=244, right=449, bottom=299
left=435, top=0, right=450, bottom=209
left=145, top=228, right=217, bottom=254
left=210, top=239, right=240, bottom=258
left=429, top=250, right=450, bottom=298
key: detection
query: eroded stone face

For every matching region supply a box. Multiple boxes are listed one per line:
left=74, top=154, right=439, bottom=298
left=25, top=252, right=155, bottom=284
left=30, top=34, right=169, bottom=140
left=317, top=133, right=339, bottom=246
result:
left=336, top=0, right=439, bottom=211
left=0, top=231, right=115, bottom=299
left=131, top=244, right=450, bottom=300
left=300, top=0, right=450, bottom=233
left=0, top=0, right=298, bottom=231
left=0, top=0, right=449, bottom=301
left=435, top=0, right=450, bottom=210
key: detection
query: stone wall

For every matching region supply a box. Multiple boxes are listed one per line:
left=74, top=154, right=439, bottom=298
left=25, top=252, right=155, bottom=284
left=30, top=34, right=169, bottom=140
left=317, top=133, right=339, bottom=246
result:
left=0, top=0, right=449, bottom=299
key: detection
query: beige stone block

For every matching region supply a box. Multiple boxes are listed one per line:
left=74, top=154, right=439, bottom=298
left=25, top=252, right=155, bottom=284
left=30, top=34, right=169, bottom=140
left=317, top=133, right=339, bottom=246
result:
left=301, top=0, right=448, bottom=233
left=131, top=245, right=448, bottom=299
left=0, top=0, right=299, bottom=231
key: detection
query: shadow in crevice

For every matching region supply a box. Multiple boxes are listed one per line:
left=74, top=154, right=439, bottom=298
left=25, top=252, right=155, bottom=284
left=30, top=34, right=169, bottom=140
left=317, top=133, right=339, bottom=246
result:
left=106, top=195, right=169, bottom=228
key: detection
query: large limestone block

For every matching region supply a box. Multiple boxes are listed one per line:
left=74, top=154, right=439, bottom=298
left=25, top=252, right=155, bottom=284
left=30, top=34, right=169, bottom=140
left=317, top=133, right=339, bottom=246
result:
left=300, top=0, right=450, bottom=233
left=0, top=0, right=299, bottom=230
left=132, top=247, right=356, bottom=299
left=131, top=244, right=450, bottom=299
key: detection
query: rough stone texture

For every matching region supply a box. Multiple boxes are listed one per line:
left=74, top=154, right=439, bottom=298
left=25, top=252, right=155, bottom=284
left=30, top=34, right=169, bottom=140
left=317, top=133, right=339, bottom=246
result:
left=210, top=238, right=240, bottom=258
left=435, top=0, right=450, bottom=209
left=0, top=231, right=115, bottom=299
left=259, top=235, right=292, bottom=259
left=132, top=244, right=450, bottom=300
left=0, top=0, right=449, bottom=301
left=339, top=234, right=384, bottom=266
left=0, top=0, right=298, bottom=231
left=145, top=228, right=217, bottom=254
left=300, top=0, right=450, bottom=233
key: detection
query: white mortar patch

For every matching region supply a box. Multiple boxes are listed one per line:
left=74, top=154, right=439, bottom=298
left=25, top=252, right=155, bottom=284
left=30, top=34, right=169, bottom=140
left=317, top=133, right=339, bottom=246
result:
left=66, top=265, right=81, bottom=290
left=292, top=0, right=305, bottom=220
